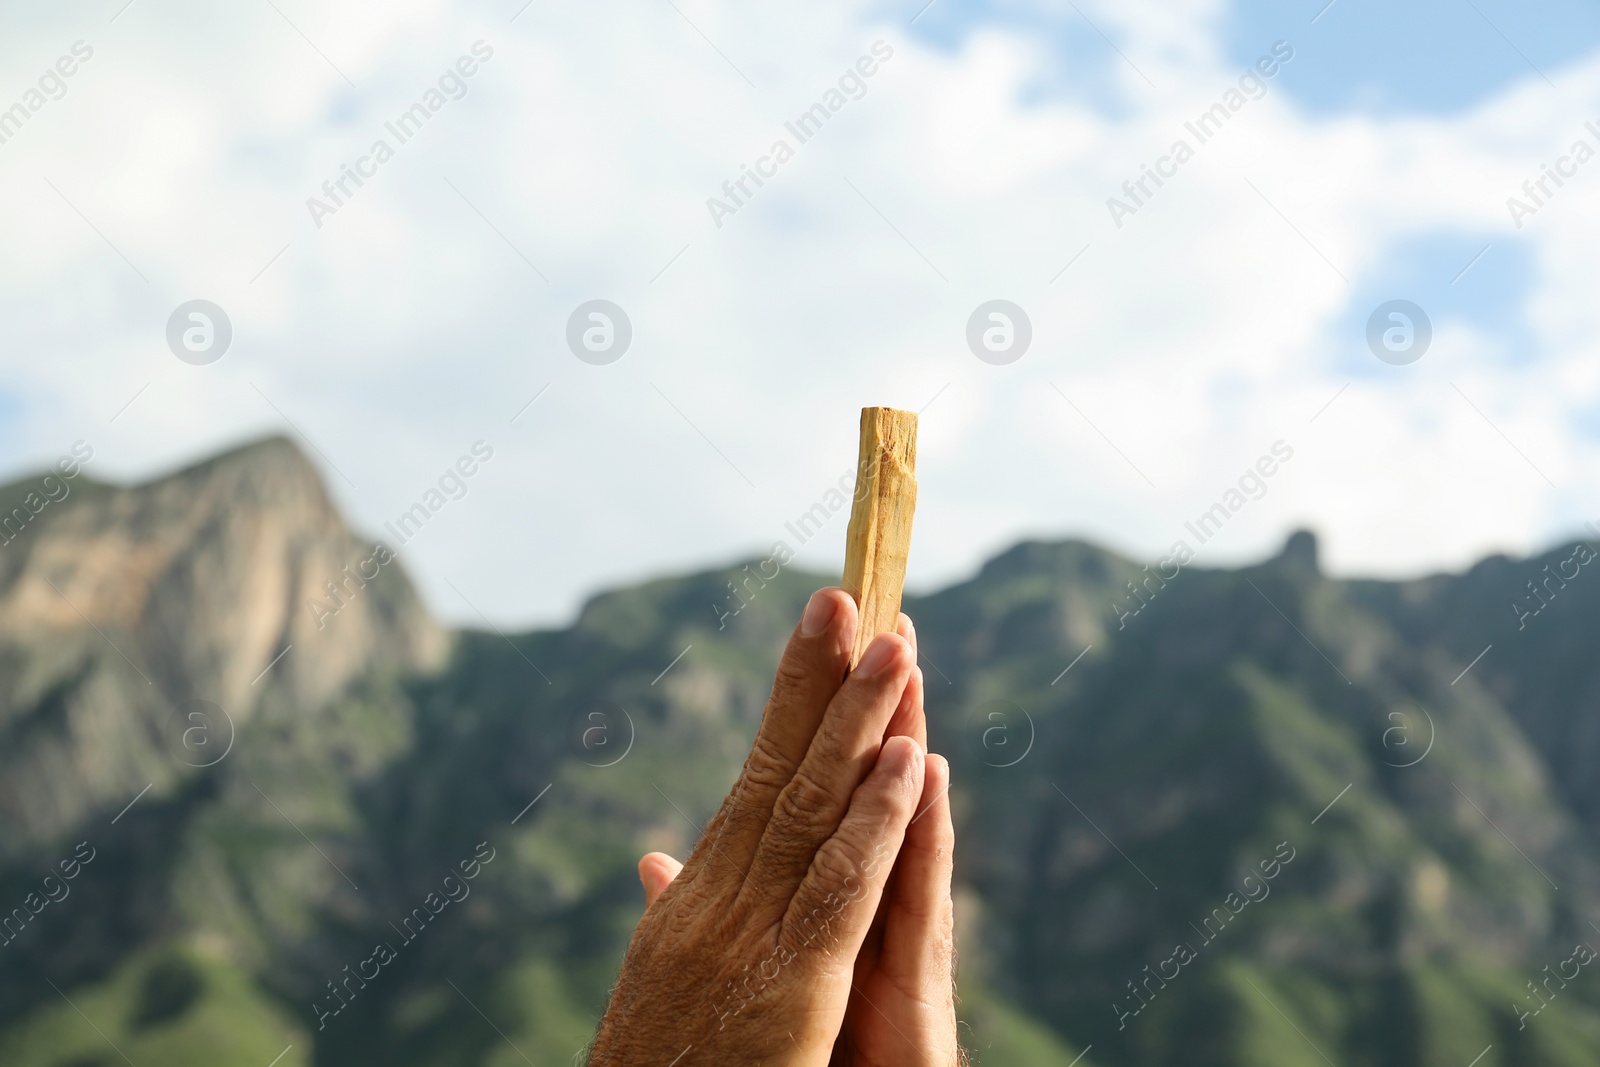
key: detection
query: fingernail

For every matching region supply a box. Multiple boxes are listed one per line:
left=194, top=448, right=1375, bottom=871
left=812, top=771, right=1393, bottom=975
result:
left=856, top=633, right=901, bottom=677
left=877, top=734, right=922, bottom=775
left=902, top=613, right=917, bottom=649
left=800, top=590, right=838, bottom=637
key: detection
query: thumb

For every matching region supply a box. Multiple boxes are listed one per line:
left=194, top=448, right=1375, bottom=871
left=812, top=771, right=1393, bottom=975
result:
left=637, top=852, right=684, bottom=909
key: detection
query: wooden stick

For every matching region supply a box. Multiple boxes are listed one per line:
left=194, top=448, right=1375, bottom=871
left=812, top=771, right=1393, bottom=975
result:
left=842, top=407, right=919, bottom=668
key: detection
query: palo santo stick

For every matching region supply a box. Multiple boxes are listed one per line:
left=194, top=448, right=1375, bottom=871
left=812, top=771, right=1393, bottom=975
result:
left=842, top=407, right=919, bottom=668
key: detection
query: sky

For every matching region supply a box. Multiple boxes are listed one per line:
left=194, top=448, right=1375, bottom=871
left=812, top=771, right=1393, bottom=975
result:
left=2, top=0, right=1599, bottom=628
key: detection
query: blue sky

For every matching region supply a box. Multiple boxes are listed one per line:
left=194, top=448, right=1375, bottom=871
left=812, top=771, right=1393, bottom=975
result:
left=1227, top=0, right=1600, bottom=116
left=905, top=0, right=1600, bottom=116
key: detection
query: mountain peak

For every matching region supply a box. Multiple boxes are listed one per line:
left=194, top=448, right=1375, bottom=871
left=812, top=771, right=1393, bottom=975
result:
left=197, top=432, right=311, bottom=472
left=0, top=433, right=446, bottom=851
left=974, top=539, right=1124, bottom=583
left=1275, top=528, right=1320, bottom=573
left=155, top=433, right=336, bottom=514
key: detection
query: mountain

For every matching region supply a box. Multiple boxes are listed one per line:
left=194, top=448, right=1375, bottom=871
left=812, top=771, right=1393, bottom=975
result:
left=0, top=437, right=445, bottom=857
left=0, top=436, right=1597, bottom=1067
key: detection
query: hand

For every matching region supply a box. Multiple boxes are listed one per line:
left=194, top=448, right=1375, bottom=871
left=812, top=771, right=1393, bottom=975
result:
left=641, top=614, right=961, bottom=1067
left=835, top=645, right=959, bottom=1067
left=588, top=588, right=960, bottom=1066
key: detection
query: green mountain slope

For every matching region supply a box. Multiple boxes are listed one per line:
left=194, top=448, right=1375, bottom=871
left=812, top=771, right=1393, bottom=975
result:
left=1, top=439, right=1597, bottom=1066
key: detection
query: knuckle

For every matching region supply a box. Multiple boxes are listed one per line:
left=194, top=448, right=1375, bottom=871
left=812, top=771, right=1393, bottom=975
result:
left=810, top=707, right=851, bottom=753
left=638, top=875, right=722, bottom=951
left=907, top=831, right=955, bottom=870
left=810, top=837, right=868, bottom=891
left=659, top=889, right=711, bottom=941
left=767, top=653, right=813, bottom=709
left=740, top=733, right=792, bottom=792
left=772, top=767, right=839, bottom=831
left=891, top=886, right=941, bottom=924
left=781, top=843, right=871, bottom=953
left=704, top=787, right=761, bottom=844
left=855, top=772, right=917, bottom=828
left=718, top=796, right=767, bottom=843
left=704, top=930, right=795, bottom=1028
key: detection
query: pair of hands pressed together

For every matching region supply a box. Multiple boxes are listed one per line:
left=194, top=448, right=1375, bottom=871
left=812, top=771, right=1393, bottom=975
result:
left=588, top=587, right=961, bottom=1066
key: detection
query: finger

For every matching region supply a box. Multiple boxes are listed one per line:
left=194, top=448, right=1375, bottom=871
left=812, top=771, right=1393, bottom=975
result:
left=781, top=735, right=925, bottom=960
left=843, top=704, right=930, bottom=989
left=684, top=588, right=857, bottom=883
left=740, top=632, right=916, bottom=910
left=888, top=615, right=926, bottom=747
left=884, top=663, right=926, bottom=750
left=862, top=620, right=915, bottom=924
left=637, top=852, right=683, bottom=910
left=854, top=660, right=924, bottom=969
left=880, top=753, right=955, bottom=992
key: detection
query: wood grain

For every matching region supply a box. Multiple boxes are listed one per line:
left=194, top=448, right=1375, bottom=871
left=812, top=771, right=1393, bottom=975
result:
left=841, top=407, right=919, bottom=668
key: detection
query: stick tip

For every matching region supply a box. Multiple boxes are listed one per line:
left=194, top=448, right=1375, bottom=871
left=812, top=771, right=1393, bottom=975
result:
left=860, top=407, right=918, bottom=473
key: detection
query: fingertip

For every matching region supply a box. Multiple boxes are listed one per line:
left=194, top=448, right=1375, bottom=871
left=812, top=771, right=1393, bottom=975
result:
left=909, top=754, right=952, bottom=847
left=794, top=589, right=859, bottom=668
left=883, top=665, right=925, bottom=745
left=799, top=587, right=844, bottom=637
left=637, top=851, right=683, bottom=906
left=876, top=733, right=925, bottom=781
left=856, top=631, right=912, bottom=677
left=896, top=612, right=917, bottom=653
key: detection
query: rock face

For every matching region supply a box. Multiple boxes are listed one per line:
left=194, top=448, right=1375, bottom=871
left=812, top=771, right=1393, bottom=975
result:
left=0, top=436, right=446, bottom=855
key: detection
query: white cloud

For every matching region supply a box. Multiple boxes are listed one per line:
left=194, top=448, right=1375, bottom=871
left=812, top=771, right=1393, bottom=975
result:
left=0, top=0, right=1597, bottom=627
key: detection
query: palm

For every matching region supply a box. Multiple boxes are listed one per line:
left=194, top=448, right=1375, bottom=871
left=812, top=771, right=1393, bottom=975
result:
left=833, top=920, right=929, bottom=1065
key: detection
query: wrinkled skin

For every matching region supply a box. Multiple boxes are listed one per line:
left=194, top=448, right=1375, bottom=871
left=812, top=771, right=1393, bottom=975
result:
left=588, top=588, right=960, bottom=1066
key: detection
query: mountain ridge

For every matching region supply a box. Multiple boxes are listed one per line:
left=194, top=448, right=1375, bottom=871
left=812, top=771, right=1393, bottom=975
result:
left=1, top=436, right=1598, bottom=1066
